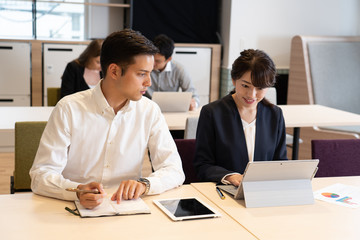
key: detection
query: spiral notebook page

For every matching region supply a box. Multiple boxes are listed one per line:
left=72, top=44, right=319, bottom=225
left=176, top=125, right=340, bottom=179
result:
left=74, top=198, right=151, bottom=217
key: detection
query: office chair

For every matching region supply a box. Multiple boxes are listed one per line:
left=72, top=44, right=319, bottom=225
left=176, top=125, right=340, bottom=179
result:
left=47, top=87, right=61, bottom=106
left=265, top=87, right=303, bottom=147
left=174, top=139, right=200, bottom=184
left=311, top=139, right=360, bottom=177
left=11, top=121, right=47, bottom=193
left=305, top=38, right=360, bottom=138
left=184, top=116, right=199, bottom=139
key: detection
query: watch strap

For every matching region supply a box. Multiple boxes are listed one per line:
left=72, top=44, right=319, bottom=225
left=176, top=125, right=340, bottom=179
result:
left=137, top=178, right=150, bottom=195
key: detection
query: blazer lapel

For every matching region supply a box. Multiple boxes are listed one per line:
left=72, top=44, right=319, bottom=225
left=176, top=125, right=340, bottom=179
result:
left=254, top=103, right=263, bottom=161
left=229, top=95, right=250, bottom=164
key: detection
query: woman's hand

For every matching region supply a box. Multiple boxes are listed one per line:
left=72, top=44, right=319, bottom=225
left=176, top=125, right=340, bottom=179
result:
left=225, top=174, right=243, bottom=186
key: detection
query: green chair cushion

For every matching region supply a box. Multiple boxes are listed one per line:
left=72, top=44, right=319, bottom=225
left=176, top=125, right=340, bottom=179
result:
left=47, top=88, right=61, bottom=106
left=14, top=121, right=47, bottom=190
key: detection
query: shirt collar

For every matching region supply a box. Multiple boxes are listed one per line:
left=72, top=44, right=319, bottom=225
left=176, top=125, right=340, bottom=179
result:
left=93, top=80, right=135, bottom=114
left=120, top=99, right=135, bottom=113
left=164, top=61, right=172, bottom=72
left=155, top=61, right=172, bottom=73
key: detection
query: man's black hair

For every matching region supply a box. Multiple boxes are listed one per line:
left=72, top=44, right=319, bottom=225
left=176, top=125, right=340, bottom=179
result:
left=153, top=34, right=175, bottom=60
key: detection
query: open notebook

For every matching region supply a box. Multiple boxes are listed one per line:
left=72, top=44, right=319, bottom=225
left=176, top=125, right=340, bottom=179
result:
left=74, top=198, right=151, bottom=218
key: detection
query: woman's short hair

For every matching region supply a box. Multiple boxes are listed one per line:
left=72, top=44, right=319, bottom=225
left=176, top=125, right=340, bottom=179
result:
left=231, top=49, right=276, bottom=88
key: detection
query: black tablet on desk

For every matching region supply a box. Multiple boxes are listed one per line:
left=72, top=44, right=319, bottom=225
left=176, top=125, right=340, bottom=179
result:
left=153, top=197, right=221, bottom=221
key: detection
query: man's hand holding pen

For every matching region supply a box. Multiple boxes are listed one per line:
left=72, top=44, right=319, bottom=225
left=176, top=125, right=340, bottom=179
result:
left=66, top=179, right=148, bottom=209
left=70, top=182, right=107, bottom=209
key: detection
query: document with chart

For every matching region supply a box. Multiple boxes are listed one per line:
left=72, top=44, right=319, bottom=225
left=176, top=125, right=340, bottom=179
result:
left=314, top=183, right=360, bottom=209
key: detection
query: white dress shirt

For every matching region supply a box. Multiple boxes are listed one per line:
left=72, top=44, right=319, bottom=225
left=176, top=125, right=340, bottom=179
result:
left=30, top=82, right=185, bottom=200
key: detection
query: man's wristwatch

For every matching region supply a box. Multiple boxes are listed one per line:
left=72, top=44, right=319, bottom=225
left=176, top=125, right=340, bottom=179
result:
left=137, top=178, right=150, bottom=195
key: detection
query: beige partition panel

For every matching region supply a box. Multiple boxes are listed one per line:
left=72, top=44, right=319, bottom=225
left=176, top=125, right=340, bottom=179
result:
left=31, top=41, right=43, bottom=106
left=287, top=35, right=360, bottom=160
left=175, top=43, right=221, bottom=103
left=287, top=35, right=360, bottom=105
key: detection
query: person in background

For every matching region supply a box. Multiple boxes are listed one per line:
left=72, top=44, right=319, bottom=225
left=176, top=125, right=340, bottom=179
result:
left=145, top=34, right=199, bottom=111
left=30, top=29, right=185, bottom=209
left=194, top=49, right=287, bottom=186
left=60, top=39, right=103, bottom=98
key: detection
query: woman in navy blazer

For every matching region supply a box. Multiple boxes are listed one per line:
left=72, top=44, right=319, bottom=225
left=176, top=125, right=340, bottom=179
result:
left=194, top=49, right=287, bottom=185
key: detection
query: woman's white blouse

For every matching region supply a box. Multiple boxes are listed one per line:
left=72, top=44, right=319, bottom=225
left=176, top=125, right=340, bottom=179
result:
left=221, top=119, right=256, bottom=184
left=241, top=119, right=256, bottom=163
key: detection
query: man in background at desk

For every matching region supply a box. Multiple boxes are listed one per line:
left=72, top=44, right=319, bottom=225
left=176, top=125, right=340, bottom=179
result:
left=145, top=34, right=199, bottom=111
left=30, top=29, right=185, bottom=209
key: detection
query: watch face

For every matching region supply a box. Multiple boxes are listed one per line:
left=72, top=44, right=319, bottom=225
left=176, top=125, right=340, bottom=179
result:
left=138, top=178, right=150, bottom=194
left=139, top=178, right=149, bottom=185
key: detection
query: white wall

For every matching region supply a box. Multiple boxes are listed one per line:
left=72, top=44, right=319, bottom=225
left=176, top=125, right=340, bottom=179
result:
left=222, top=0, right=359, bottom=69
left=86, top=0, right=125, bottom=39
left=220, top=0, right=232, bottom=69
left=358, top=2, right=360, bottom=34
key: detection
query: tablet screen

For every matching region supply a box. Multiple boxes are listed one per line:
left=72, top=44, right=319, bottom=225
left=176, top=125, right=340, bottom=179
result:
left=154, top=197, right=221, bottom=221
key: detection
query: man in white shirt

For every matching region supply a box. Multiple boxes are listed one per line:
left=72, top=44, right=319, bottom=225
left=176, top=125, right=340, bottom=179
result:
left=30, top=29, right=185, bottom=209
left=145, top=34, right=199, bottom=110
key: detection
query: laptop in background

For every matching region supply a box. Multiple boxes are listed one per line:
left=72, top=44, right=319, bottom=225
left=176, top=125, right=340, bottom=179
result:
left=218, top=159, right=319, bottom=208
left=152, top=92, right=192, bottom=112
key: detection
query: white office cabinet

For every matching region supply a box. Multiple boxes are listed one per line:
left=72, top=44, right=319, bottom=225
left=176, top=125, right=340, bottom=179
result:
left=172, top=47, right=211, bottom=106
left=0, top=42, right=31, bottom=106
left=43, top=43, right=87, bottom=105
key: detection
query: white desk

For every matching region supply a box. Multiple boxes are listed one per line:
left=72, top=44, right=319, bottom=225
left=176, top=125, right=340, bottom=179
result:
left=0, top=106, right=199, bottom=151
left=192, top=176, right=360, bottom=240
left=280, top=104, right=360, bottom=128
left=0, top=185, right=256, bottom=240
left=164, top=105, right=360, bottom=158
left=0, top=106, right=200, bottom=131
left=2, top=105, right=360, bottom=156
left=2, top=104, right=359, bottom=130
left=279, top=105, right=360, bottom=159
left=0, top=107, right=54, bottom=130
left=162, top=109, right=201, bottom=130
left=0, top=107, right=54, bottom=151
